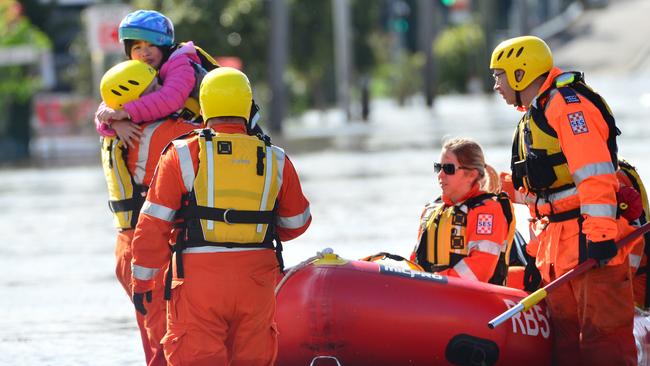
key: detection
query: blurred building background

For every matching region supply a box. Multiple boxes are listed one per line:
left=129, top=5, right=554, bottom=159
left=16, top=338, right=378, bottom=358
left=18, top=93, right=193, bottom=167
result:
left=0, top=0, right=623, bottom=164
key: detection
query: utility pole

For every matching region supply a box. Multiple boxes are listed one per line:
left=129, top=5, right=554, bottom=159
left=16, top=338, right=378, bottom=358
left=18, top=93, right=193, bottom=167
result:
left=332, top=0, right=352, bottom=121
left=519, top=0, right=530, bottom=35
left=417, top=0, right=436, bottom=107
left=268, top=0, right=288, bottom=134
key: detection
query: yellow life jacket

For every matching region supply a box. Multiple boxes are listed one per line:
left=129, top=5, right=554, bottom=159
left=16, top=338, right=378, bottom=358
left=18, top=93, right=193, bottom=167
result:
left=619, top=159, right=650, bottom=226
left=618, top=159, right=650, bottom=307
left=511, top=72, right=619, bottom=195
left=176, top=128, right=283, bottom=247
left=415, top=193, right=515, bottom=285
left=100, top=136, right=146, bottom=230
left=172, top=43, right=220, bottom=123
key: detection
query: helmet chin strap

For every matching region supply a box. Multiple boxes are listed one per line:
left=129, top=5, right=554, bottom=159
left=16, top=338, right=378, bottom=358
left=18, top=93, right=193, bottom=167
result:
left=515, top=91, right=522, bottom=108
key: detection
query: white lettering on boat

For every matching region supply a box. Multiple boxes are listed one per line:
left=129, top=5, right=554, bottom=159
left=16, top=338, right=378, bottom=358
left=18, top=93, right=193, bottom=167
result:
left=379, top=265, right=448, bottom=284
left=503, top=299, right=551, bottom=339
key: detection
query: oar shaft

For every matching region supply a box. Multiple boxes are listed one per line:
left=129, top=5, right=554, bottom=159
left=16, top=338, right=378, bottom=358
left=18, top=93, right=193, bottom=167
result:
left=488, top=303, right=523, bottom=329
left=488, top=222, right=650, bottom=329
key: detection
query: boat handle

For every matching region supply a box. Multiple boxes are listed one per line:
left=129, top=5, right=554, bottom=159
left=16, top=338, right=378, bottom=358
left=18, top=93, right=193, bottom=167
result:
left=309, top=355, right=342, bottom=366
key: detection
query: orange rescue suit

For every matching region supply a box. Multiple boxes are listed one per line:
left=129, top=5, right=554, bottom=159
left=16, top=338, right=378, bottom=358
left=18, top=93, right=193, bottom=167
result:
left=511, top=67, right=638, bottom=366
left=131, top=124, right=311, bottom=365
left=101, top=117, right=198, bottom=366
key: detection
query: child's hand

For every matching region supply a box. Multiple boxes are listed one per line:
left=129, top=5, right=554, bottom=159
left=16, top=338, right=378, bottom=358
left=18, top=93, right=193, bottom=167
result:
left=98, top=107, right=129, bottom=123
left=112, top=120, right=143, bottom=148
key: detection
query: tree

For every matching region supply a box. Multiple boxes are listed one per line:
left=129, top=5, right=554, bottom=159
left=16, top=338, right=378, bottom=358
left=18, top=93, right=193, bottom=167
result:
left=0, top=0, right=51, bottom=161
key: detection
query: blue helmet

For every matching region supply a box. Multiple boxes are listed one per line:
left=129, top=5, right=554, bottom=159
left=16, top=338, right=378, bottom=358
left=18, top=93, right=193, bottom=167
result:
left=118, top=10, right=174, bottom=46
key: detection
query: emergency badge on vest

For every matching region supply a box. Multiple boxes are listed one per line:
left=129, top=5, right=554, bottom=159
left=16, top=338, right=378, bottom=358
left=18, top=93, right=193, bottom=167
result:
left=379, top=264, right=448, bottom=284
left=568, top=111, right=589, bottom=135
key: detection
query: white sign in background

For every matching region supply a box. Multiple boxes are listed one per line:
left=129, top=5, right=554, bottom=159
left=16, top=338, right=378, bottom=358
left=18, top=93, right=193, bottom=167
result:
left=84, top=4, right=133, bottom=54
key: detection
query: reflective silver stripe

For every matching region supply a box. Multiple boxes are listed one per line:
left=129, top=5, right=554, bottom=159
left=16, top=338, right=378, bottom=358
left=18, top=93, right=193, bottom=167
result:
left=132, top=264, right=159, bottom=281
left=111, top=139, right=129, bottom=223
left=257, top=146, right=274, bottom=233
left=183, top=246, right=268, bottom=253
left=630, top=254, right=642, bottom=269
left=468, top=240, right=502, bottom=256
left=533, top=187, right=579, bottom=206
left=573, top=162, right=615, bottom=186
left=206, top=139, right=214, bottom=230
left=453, top=259, right=478, bottom=281
left=272, top=145, right=286, bottom=190
left=141, top=200, right=176, bottom=222
left=548, top=187, right=579, bottom=203
left=277, top=206, right=311, bottom=229
left=581, top=203, right=617, bottom=219
left=134, top=121, right=163, bottom=184
left=173, top=140, right=195, bottom=192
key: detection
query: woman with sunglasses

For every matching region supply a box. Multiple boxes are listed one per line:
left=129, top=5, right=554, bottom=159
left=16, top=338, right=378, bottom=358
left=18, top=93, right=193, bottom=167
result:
left=410, top=138, right=516, bottom=284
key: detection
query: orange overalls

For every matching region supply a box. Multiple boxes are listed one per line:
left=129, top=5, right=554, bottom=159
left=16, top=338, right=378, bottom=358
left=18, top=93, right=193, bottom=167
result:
left=512, top=67, right=639, bottom=366
left=131, top=124, right=311, bottom=365
left=110, top=118, right=197, bottom=366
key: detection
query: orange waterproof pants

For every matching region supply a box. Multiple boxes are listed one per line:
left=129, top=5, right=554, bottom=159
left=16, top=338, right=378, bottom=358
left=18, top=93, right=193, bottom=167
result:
left=538, top=218, right=637, bottom=366
left=115, top=230, right=167, bottom=366
left=162, top=249, right=279, bottom=366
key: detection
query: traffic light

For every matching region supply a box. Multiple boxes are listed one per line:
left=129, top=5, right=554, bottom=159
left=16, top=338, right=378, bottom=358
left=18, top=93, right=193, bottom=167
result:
left=440, top=0, right=456, bottom=6
left=390, top=18, right=409, bottom=33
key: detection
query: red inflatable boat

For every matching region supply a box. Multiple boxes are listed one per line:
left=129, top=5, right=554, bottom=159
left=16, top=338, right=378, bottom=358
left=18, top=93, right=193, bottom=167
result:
left=275, top=251, right=650, bottom=366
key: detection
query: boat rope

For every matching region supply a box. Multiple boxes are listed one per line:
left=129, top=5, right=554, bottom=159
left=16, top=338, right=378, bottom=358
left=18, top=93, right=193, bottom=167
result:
left=274, top=248, right=333, bottom=296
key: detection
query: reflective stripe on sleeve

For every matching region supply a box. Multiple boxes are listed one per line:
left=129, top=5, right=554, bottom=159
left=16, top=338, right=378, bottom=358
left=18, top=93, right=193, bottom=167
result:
left=453, top=259, right=479, bottom=281
left=572, top=162, right=616, bottom=186
left=467, top=240, right=502, bottom=256
left=141, top=200, right=176, bottom=222
left=580, top=203, right=617, bottom=219
left=134, top=121, right=163, bottom=184
left=173, top=140, right=195, bottom=193
left=132, top=264, right=159, bottom=281
left=277, top=206, right=311, bottom=229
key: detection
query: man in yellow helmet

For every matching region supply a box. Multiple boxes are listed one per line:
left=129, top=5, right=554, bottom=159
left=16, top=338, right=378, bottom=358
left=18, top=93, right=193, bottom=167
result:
left=129, top=67, right=312, bottom=365
left=99, top=60, right=199, bottom=366
left=491, top=36, right=639, bottom=365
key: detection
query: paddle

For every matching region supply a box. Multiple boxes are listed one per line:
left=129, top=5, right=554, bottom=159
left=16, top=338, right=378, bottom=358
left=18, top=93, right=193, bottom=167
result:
left=488, top=222, right=650, bottom=329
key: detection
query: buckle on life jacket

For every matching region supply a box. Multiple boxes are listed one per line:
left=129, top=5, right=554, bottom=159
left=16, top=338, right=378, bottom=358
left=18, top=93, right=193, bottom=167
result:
left=223, top=208, right=234, bottom=225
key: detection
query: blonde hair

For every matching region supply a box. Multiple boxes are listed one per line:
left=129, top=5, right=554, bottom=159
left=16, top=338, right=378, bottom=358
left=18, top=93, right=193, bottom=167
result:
left=442, top=137, right=501, bottom=194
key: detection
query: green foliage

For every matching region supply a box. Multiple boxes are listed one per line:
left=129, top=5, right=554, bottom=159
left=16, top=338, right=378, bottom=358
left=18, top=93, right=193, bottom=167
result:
left=0, top=1, right=51, bottom=103
left=433, top=20, right=486, bottom=94
left=367, top=31, right=424, bottom=105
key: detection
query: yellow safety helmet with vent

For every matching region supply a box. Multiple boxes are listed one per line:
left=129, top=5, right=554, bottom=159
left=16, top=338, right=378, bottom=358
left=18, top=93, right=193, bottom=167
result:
left=100, top=60, right=157, bottom=109
left=490, top=36, right=553, bottom=91
left=199, top=67, right=252, bottom=122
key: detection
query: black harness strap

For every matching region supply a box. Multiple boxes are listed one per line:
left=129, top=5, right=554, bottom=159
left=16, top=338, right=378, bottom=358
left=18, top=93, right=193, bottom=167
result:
left=577, top=215, right=588, bottom=264
left=180, top=206, right=274, bottom=225
left=547, top=208, right=581, bottom=223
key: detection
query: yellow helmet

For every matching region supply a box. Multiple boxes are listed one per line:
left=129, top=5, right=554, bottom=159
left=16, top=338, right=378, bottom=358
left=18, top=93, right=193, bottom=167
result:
left=490, top=36, right=553, bottom=91
left=200, top=67, right=252, bottom=122
left=100, top=60, right=157, bottom=109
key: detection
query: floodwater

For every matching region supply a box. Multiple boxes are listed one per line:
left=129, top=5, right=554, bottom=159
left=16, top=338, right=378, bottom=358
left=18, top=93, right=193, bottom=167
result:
left=2, top=75, right=650, bottom=365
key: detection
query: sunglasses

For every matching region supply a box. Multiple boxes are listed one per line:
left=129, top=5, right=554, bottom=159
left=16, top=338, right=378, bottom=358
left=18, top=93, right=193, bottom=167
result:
left=434, top=162, right=469, bottom=175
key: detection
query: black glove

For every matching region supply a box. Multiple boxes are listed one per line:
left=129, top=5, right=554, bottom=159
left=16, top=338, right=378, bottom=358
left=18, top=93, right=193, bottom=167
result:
left=523, top=258, right=542, bottom=292
left=587, top=239, right=618, bottom=266
left=133, top=291, right=152, bottom=315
